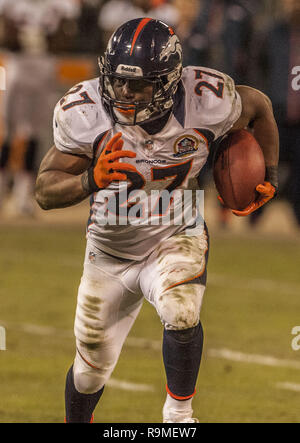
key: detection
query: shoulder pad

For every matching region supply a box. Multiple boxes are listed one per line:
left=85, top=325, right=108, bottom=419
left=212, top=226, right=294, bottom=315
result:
left=53, top=78, right=112, bottom=158
left=182, top=66, right=241, bottom=139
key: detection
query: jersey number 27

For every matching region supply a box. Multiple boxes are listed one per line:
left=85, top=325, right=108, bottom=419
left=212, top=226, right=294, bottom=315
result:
left=194, top=69, right=224, bottom=98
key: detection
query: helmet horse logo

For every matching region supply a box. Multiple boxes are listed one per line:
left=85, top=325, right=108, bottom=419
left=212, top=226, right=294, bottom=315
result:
left=159, top=35, right=182, bottom=62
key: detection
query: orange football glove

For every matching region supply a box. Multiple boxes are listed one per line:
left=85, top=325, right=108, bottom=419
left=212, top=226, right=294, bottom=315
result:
left=217, top=166, right=278, bottom=216
left=217, top=182, right=277, bottom=216
left=231, top=181, right=276, bottom=216
left=87, top=132, right=137, bottom=191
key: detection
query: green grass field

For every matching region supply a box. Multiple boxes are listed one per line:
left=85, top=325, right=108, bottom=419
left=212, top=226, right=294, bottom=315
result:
left=0, top=222, right=300, bottom=423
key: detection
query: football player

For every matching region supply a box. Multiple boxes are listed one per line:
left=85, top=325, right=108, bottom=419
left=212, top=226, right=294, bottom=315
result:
left=35, top=18, right=279, bottom=423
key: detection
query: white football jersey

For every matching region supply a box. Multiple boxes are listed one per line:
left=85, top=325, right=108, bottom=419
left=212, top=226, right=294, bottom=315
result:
left=54, top=66, right=242, bottom=259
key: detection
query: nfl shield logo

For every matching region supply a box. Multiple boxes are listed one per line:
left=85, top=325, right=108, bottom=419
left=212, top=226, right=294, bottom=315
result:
left=88, top=251, right=96, bottom=263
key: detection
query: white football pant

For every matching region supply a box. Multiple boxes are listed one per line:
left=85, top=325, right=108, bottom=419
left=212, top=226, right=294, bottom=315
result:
left=73, top=229, right=208, bottom=394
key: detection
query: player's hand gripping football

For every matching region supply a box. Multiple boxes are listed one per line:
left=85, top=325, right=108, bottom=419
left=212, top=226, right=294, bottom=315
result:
left=217, top=166, right=278, bottom=217
left=230, top=181, right=276, bottom=216
left=87, top=132, right=137, bottom=191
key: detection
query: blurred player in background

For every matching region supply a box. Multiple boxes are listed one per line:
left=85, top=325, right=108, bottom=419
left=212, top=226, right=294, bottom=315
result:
left=72, top=0, right=104, bottom=55
left=35, top=18, right=279, bottom=423
left=173, top=0, right=256, bottom=79
left=98, top=0, right=178, bottom=46
left=0, top=0, right=80, bottom=215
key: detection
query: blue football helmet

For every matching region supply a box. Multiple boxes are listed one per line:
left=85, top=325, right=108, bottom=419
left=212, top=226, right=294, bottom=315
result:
left=99, top=18, right=183, bottom=125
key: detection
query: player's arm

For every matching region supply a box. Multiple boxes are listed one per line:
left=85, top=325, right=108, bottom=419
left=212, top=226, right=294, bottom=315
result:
left=35, top=133, right=137, bottom=210
left=35, top=145, right=92, bottom=210
left=227, top=85, right=279, bottom=216
left=231, top=85, right=279, bottom=175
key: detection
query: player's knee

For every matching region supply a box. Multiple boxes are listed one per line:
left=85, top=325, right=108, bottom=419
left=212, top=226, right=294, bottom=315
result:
left=73, top=365, right=104, bottom=394
left=158, top=284, right=204, bottom=330
left=73, top=341, right=118, bottom=394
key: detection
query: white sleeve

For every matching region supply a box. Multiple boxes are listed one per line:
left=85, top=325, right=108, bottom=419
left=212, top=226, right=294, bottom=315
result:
left=53, top=102, right=94, bottom=158
left=53, top=79, right=112, bottom=158
left=195, top=71, right=242, bottom=140
left=215, top=88, right=242, bottom=138
left=182, top=67, right=242, bottom=140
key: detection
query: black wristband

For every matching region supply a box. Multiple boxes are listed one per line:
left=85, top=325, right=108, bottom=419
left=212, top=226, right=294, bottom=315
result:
left=81, top=168, right=100, bottom=194
left=265, top=165, right=279, bottom=191
left=88, top=167, right=101, bottom=192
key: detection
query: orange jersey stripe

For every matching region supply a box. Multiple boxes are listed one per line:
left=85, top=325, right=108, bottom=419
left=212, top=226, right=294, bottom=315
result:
left=130, top=18, right=152, bottom=56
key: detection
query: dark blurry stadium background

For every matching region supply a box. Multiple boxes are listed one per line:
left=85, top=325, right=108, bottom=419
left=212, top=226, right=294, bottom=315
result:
left=0, top=0, right=299, bottom=423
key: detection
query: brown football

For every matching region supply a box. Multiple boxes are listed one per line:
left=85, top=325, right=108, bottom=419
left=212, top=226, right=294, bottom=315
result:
left=213, top=129, right=265, bottom=210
